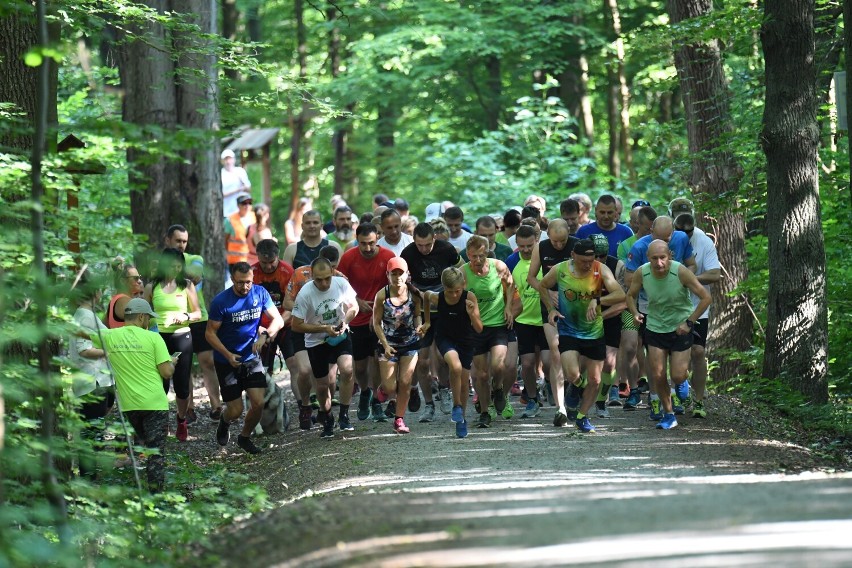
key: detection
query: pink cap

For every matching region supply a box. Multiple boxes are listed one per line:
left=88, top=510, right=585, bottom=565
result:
left=387, top=257, right=408, bottom=272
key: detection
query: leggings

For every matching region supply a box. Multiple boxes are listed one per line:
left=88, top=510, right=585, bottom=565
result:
left=160, top=331, right=193, bottom=399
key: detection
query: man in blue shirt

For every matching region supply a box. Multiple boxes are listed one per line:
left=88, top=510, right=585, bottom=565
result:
left=575, top=194, right=634, bottom=257
left=206, top=262, right=284, bottom=454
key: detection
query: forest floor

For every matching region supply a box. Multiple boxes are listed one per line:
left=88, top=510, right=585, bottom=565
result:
left=176, top=370, right=852, bottom=567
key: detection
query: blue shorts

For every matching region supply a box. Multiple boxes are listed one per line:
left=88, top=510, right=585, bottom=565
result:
left=436, top=336, right=473, bottom=370
left=377, top=342, right=419, bottom=363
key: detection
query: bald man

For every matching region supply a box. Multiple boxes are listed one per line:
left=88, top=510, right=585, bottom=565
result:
left=626, top=240, right=710, bottom=430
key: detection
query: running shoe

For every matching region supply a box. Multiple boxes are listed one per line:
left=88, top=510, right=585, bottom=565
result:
left=576, top=416, right=596, bottom=433
left=320, top=421, right=335, bottom=439
left=649, top=398, right=663, bottom=421
left=565, top=383, right=581, bottom=410
left=216, top=416, right=230, bottom=446
left=674, top=380, right=690, bottom=406
left=408, top=386, right=421, bottom=412
left=493, top=389, right=507, bottom=413
left=419, top=403, right=436, bottom=423
left=338, top=414, right=354, bottom=431
left=553, top=410, right=569, bottom=427
left=656, top=413, right=678, bottom=430
left=385, top=400, right=397, bottom=419
left=521, top=399, right=541, bottom=418
left=439, top=389, right=452, bottom=414
left=607, top=385, right=622, bottom=407
left=488, top=402, right=498, bottom=421
left=456, top=419, right=468, bottom=438
left=185, top=408, right=198, bottom=425
left=673, top=394, right=685, bottom=416
left=357, top=388, right=372, bottom=421
left=393, top=417, right=410, bottom=434
left=209, top=406, right=223, bottom=421
left=623, top=388, right=641, bottom=410
left=510, top=381, right=522, bottom=396
left=372, top=401, right=387, bottom=422
left=298, top=404, right=313, bottom=430
left=519, top=387, right=530, bottom=405
left=451, top=404, right=465, bottom=423
left=595, top=401, right=610, bottom=418
left=310, top=393, right=320, bottom=409
left=176, top=417, right=188, bottom=442
left=693, top=400, right=707, bottom=418
left=618, top=382, right=630, bottom=398
left=637, top=377, right=650, bottom=392
left=502, top=400, right=514, bottom=419
left=374, top=386, right=388, bottom=403
left=478, top=412, right=492, bottom=428
left=237, top=435, right=262, bottom=454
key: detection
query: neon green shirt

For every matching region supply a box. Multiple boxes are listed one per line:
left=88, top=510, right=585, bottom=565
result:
left=92, top=326, right=170, bottom=411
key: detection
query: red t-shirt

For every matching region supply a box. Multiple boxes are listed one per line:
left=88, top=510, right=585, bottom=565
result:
left=337, top=247, right=396, bottom=327
left=252, top=259, right=295, bottom=327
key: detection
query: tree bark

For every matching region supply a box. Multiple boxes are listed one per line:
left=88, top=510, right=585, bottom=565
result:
left=376, top=100, right=396, bottom=190
left=667, top=0, right=751, bottom=384
left=329, top=5, right=353, bottom=200
left=221, top=0, right=240, bottom=80
left=484, top=55, right=502, bottom=131
left=172, top=0, right=226, bottom=296
left=551, top=14, right=594, bottom=148
left=606, top=73, right=621, bottom=180
left=0, top=12, right=39, bottom=153
left=760, top=0, right=828, bottom=403
left=603, top=0, right=634, bottom=179
left=289, top=0, right=307, bottom=221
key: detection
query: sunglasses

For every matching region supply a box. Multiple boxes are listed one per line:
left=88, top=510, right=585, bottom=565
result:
left=632, top=200, right=651, bottom=208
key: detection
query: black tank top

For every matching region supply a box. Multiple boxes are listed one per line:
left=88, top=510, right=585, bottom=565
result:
left=602, top=254, right=621, bottom=335
left=437, top=290, right=472, bottom=346
left=293, top=238, right=329, bottom=269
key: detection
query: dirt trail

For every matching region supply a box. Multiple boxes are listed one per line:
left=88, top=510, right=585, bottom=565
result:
left=186, top=378, right=851, bottom=567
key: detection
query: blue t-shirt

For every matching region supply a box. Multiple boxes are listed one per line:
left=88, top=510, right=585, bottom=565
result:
left=209, top=285, right=274, bottom=363
left=625, top=231, right=694, bottom=272
left=504, top=251, right=521, bottom=273
left=575, top=222, right=634, bottom=257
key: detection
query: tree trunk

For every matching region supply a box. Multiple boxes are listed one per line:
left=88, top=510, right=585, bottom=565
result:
left=667, top=0, right=751, bottom=384
left=603, top=0, right=634, bottom=179
left=329, top=5, right=352, bottom=200
left=606, top=73, right=621, bottom=181
left=117, top=0, right=179, bottom=248
left=552, top=14, right=594, bottom=148
left=172, top=0, right=226, bottom=297
left=221, top=0, right=240, bottom=80
left=289, top=0, right=307, bottom=221
left=376, top=101, right=396, bottom=190
left=760, top=0, right=828, bottom=403
left=846, top=0, right=852, bottom=207
left=484, top=55, right=501, bottom=131
left=0, top=13, right=39, bottom=154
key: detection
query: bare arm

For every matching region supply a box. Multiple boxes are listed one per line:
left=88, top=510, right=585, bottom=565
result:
left=465, top=292, right=484, bottom=334
left=599, top=264, right=626, bottom=307
left=684, top=254, right=697, bottom=273
left=679, top=265, right=712, bottom=325
left=697, top=267, right=721, bottom=285
left=625, top=268, right=645, bottom=325
left=526, top=243, right=543, bottom=292
left=496, top=260, right=515, bottom=328
left=372, top=289, right=393, bottom=356
left=205, top=319, right=240, bottom=367
left=157, top=361, right=175, bottom=380
left=282, top=242, right=297, bottom=266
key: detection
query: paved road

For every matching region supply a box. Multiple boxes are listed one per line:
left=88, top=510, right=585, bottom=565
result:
left=212, top=398, right=852, bottom=567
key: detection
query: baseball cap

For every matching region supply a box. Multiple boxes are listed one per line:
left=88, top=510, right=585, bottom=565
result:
left=573, top=239, right=596, bottom=256
left=387, top=257, right=408, bottom=272
left=424, top=202, right=442, bottom=222
left=237, top=194, right=253, bottom=205
left=124, top=298, right=158, bottom=318
left=590, top=234, right=609, bottom=256
left=221, top=149, right=235, bottom=160
left=669, top=197, right=694, bottom=217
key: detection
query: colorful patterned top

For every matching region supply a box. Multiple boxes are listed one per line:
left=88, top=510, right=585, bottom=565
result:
left=555, top=260, right=603, bottom=340
left=380, top=285, right=419, bottom=348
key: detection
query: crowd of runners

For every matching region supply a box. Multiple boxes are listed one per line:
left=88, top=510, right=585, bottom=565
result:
left=70, top=184, right=720, bottom=489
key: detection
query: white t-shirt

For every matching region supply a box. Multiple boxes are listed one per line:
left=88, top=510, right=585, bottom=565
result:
left=448, top=230, right=472, bottom=252
left=292, top=276, right=358, bottom=348
left=377, top=233, right=413, bottom=256
left=690, top=227, right=720, bottom=319
left=70, top=307, right=114, bottom=397
left=507, top=231, right=546, bottom=251
left=221, top=166, right=251, bottom=216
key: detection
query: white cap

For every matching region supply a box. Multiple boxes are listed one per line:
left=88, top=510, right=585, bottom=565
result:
left=221, top=149, right=235, bottom=160
left=424, top=202, right=442, bottom=222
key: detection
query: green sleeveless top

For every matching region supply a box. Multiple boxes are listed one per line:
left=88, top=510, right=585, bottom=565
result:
left=152, top=283, right=191, bottom=333
left=184, top=253, right=208, bottom=320
left=641, top=260, right=693, bottom=333
left=463, top=259, right=505, bottom=328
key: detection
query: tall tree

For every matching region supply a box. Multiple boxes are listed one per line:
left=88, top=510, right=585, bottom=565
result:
left=760, top=0, right=828, bottom=402
left=603, top=0, right=633, bottom=179
left=666, top=0, right=751, bottom=383
left=288, top=0, right=307, bottom=220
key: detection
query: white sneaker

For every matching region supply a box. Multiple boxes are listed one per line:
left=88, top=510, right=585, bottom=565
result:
left=439, top=388, right=452, bottom=414
left=595, top=402, right=610, bottom=418
left=418, top=404, right=436, bottom=423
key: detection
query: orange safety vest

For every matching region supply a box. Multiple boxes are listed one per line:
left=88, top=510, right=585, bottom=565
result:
left=226, top=211, right=256, bottom=265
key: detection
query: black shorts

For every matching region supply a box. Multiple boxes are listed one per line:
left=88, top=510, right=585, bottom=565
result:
left=350, top=324, right=378, bottom=361
left=307, top=337, right=353, bottom=379
left=514, top=322, right=548, bottom=356
left=189, top=321, right=211, bottom=353
left=644, top=329, right=694, bottom=352
left=417, top=312, right=438, bottom=349
left=436, top=335, right=474, bottom=370
left=215, top=358, right=267, bottom=403
left=603, top=316, right=621, bottom=349
left=558, top=335, right=606, bottom=361
left=282, top=329, right=306, bottom=357
left=507, top=328, right=517, bottom=343
left=472, top=325, right=509, bottom=356
left=261, top=328, right=294, bottom=374
left=692, top=318, right=709, bottom=347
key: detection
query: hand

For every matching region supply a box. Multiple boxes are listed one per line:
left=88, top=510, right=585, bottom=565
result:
left=504, top=307, right=515, bottom=330
left=676, top=322, right=691, bottom=336
left=547, top=308, right=564, bottom=326
left=226, top=352, right=242, bottom=368
left=383, top=344, right=397, bottom=359
left=416, top=322, right=430, bottom=337
left=633, top=312, right=645, bottom=326
left=465, top=298, right=477, bottom=315
left=327, top=323, right=344, bottom=337
left=357, top=299, right=373, bottom=313
left=586, top=299, right=598, bottom=322
left=170, top=353, right=181, bottom=365
left=252, top=334, right=267, bottom=354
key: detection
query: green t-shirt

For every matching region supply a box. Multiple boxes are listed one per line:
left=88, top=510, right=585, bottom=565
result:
left=641, top=260, right=693, bottom=333
left=93, top=326, right=170, bottom=411
left=617, top=234, right=638, bottom=262
left=511, top=256, right=543, bottom=326
left=463, top=260, right=505, bottom=328
left=495, top=232, right=509, bottom=246
left=184, top=253, right=208, bottom=320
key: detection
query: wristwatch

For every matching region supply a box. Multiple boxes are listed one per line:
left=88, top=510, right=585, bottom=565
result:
left=685, top=320, right=695, bottom=329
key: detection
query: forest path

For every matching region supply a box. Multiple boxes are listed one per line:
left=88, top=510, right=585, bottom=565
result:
left=203, top=391, right=852, bottom=567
